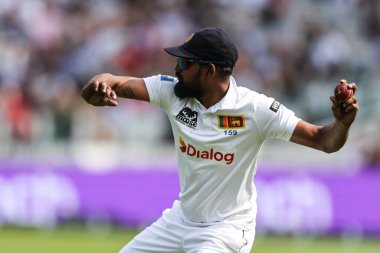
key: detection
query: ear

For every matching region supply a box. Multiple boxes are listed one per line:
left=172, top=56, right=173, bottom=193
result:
left=207, top=64, right=216, bottom=78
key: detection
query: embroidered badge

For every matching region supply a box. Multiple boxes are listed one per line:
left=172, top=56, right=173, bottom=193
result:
left=161, top=75, right=175, bottom=82
left=218, top=115, right=245, bottom=129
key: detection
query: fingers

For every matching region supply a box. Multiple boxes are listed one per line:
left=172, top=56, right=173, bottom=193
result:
left=348, top=82, right=357, bottom=95
left=107, top=99, right=118, bottom=106
left=91, top=80, right=117, bottom=99
left=92, top=80, right=99, bottom=92
left=336, top=79, right=358, bottom=103
left=339, top=79, right=358, bottom=111
left=100, top=87, right=118, bottom=106
left=108, top=87, right=117, bottom=100
left=330, top=96, right=338, bottom=105
left=104, top=86, right=117, bottom=100
left=342, top=96, right=359, bottom=113
left=330, top=96, right=339, bottom=109
left=103, top=97, right=118, bottom=107
left=330, top=93, right=359, bottom=114
left=98, top=81, right=107, bottom=93
left=340, top=79, right=357, bottom=94
left=91, top=80, right=108, bottom=93
left=85, top=79, right=118, bottom=106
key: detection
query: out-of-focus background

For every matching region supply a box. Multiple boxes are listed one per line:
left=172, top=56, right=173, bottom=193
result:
left=0, top=0, right=379, bottom=252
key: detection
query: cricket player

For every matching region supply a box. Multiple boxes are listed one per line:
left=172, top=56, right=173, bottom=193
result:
left=81, top=27, right=359, bottom=253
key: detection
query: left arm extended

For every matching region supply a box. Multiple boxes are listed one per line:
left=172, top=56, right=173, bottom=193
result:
left=290, top=80, right=359, bottom=153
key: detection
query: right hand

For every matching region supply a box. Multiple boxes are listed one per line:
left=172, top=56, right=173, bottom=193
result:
left=81, top=74, right=118, bottom=106
left=329, top=79, right=358, bottom=128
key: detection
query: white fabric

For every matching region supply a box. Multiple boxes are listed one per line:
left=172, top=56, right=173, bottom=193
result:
left=144, top=74, right=300, bottom=229
left=119, top=200, right=255, bottom=253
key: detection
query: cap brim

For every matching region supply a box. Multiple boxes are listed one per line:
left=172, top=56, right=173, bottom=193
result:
left=164, top=46, right=199, bottom=59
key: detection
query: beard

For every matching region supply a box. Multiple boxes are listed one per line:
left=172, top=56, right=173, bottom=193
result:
left=174, top=73, right=202, bottom=99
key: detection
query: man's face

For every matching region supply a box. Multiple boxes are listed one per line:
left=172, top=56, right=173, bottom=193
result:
left=174, top=57, right=203, bottom=99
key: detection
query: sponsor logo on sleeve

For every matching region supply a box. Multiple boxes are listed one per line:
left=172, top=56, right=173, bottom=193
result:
left=179, top=136, right=234, bottom=165
left=270, top=100, right=281, bottom=113
left=175, top=107, right=198, bottom=128
left=217, top=115, right=245, bottom=129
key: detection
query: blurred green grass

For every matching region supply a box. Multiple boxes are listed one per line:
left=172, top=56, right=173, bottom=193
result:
left=1, top=227, right=379, bottom=253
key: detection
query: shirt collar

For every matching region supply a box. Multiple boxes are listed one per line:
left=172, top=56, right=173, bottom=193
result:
left=220, top=76, right=238, bottom=109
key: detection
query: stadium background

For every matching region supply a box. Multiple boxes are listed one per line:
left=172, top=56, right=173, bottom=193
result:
left=0, top=0, right=379, bottom=252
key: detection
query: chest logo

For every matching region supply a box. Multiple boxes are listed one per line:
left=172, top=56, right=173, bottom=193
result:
left=175, top=107, right=198, bottom=128
left=179, top=137, right=234, bottom=165
left=218, top=115, right=245, bottom=129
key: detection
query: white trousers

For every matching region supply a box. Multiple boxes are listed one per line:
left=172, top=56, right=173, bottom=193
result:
left=119, top=201, right=255, bottom=253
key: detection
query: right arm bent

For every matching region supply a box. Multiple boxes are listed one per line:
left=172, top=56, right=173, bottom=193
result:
left=81, top=73, right=149, bottom=106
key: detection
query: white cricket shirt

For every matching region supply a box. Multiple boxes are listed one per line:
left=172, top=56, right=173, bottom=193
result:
left=144, top=75, right=300, bottom=229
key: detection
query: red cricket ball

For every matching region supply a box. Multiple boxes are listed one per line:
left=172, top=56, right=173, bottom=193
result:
left=334, top=82, right=353, bottom=103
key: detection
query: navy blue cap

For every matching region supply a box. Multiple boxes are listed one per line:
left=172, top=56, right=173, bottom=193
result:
left=164, top=27, right=239, bottom=67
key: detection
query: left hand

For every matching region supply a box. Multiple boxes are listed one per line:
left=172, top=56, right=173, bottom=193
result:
left=329, top=80, right=359, bottom=128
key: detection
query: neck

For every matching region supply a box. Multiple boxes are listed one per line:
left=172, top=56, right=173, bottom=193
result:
left=197, top=80, right=230, bottom=109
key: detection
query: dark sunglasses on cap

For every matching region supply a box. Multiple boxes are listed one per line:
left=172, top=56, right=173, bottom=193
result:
left=177, top=57, right=226, bottom=70
left=177, top=57, right=195, bottom=70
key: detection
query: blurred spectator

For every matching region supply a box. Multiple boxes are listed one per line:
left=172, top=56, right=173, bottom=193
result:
left=4, top=87, right=33, bottom=142
left=0, top=0, right=379, bottom=167
left=362, top=148, right=380, bottom=169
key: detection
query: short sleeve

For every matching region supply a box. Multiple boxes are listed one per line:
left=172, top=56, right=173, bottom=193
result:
left=255, top=95, right=300, bottom=141
left=143, top=75, right=178, bottom=111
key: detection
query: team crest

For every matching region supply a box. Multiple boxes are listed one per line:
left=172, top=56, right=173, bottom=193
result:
left=175, top=107, right=198, bottom=128
left=218, top=115, right=245, bottom=129
left=161, top=75, right=175, bottom=82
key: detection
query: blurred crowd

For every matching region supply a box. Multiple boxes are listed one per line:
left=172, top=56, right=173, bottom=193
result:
left=0, top=0, right=380, bottom=166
